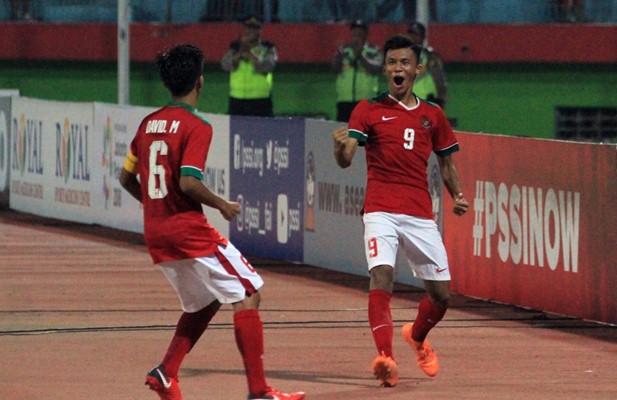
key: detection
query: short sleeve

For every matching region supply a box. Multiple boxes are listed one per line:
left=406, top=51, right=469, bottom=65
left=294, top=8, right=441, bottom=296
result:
left=180, top=123, right=213, bottom=180
left=347, top=100, right=371, bottom=145
left=432, top=107, right=459, bottom=156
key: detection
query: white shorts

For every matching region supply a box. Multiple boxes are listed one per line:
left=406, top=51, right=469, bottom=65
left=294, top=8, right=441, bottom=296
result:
left=362, top=211, right=451, bottom=281
left=158, top=242, right=264, bottom=312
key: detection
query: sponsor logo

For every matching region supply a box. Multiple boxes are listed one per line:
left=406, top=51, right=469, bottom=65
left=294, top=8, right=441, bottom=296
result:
left=372, top=324, right=389, bottom=332
left=472, top=180, right=580, bottom=272
left=381, top=116, right=397, bottom=121
left=156, top=369, right=172, bottom=389
left=55, top=117, right=91, bottom=183
left=233, top=134, right=264, bottom=176
left=316, top=181, right=364, bottom=216
left=277, top=194, right=289, bottom=244
left=234, top=135, right=290, bottom=177
left=236, top=194, right=273, bottom=236
left=101, top=116, right=114, bottom=208
left=305, top=151, right=315, bottom=231
left=11, top=114, right=44, bottom=176
left=204, top=167, right=226, bottom=196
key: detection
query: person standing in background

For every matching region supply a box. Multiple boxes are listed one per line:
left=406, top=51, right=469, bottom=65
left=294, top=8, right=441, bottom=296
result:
left=332, top=20, right=383, bottom=122
left=407, top=21, right=448, bottom=108
left=221, top=15, right=278, bottom=117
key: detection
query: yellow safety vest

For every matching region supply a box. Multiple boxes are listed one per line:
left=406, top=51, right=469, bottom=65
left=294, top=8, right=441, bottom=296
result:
left=414, top=50, right=438, bottom=102
left=230, top=47, right=273, bottom=99
left=335, top=45, right=380, bottom=102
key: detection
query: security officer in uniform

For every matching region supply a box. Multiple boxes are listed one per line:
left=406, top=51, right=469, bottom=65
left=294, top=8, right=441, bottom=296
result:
left=221, top=15, right=278, bottom=117
left=332, top=20, right=383, bottom=122
left=407, top=21, right=448, bottom=108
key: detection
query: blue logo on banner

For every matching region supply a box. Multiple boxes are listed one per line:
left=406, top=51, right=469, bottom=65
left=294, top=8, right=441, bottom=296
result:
left=229, top=117, right=304, bottom=262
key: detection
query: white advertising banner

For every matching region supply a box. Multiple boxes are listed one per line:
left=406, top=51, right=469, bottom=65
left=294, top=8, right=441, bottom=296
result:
left=199, top=112, right=231, bottom=237
left=0, top=97, right=12, bottom=207
left=92, top=103, right=156, bottom=233
left=10, top=97, right=97, bottom=223
left=303, top=119, right=368, bottom=276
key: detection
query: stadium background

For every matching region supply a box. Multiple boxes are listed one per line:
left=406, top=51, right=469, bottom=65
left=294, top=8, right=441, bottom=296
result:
left=0, top=0, right=616, bottom=139
left=1, top=3, right=616, bottom=398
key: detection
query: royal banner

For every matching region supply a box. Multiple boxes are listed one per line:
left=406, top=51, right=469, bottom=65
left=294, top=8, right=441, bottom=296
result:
left=10, top=97, right=96, bottom=223
left=445, top=132, right=617, bottom=324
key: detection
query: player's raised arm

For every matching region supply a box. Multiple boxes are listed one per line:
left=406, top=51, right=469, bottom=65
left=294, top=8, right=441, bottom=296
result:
left=332, top=126, right=358, bottom=168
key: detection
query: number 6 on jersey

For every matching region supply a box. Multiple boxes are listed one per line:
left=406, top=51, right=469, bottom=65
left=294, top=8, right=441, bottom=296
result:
left=149, top=140, right=168, bottom=199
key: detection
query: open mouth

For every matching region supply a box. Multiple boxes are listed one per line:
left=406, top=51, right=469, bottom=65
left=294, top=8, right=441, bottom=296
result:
left=393, top=76, right=404, bottom=85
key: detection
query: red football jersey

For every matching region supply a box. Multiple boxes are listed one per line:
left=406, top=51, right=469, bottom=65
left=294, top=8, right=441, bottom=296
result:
left=127, top=102, right=227, bottom=263
left=348, top=94, right=459, bottom=219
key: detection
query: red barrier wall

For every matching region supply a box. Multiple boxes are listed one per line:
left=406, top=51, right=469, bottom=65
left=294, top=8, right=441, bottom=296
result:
left=1, top=22, right=616, bottom=63
left=444, top=133, right=617, bottom=324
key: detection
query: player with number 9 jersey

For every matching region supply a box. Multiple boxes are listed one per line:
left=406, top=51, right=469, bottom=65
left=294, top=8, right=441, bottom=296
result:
left=124, top=103, right=227, bottom=264
left=332, top=35, right=469, bottom=388
left=347, top=94, right=459, bottom=219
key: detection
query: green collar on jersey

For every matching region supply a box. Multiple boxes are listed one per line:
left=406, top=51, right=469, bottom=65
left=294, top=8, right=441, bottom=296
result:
left=167, top=100, right=194, bottom=111
left=167, top=101, right=211, bottom=126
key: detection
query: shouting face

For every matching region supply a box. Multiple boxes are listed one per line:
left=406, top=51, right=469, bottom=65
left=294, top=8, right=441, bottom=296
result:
left=383, top=47, right=423, bottom=98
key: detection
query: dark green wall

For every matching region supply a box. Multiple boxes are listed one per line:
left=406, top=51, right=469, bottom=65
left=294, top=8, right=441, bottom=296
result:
left=2, top=61, right=615, bottom=139
left=446, top=63, right=617, bottom=138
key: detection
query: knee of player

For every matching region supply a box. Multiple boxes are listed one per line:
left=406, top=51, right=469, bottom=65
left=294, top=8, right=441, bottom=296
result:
left=232, top=291, right=262, bottom=312
left=430, top=291, right=450, bottom=308
left=369, top=265, right=395, bottom=289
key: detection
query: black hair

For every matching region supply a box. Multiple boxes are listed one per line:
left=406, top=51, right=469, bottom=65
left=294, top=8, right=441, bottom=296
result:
left=155, top=44, right=204, bottom=97
left=383, top=35, right=422, bottom=63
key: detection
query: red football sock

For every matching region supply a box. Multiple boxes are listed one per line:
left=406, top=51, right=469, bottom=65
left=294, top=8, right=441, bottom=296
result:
left=368, top=289, right=394, bottom=358
left=234, top=309, right=269, bottom=396
left=412, top=296, right=447, bottom=343
left=161, top=301, right=219, bottom=379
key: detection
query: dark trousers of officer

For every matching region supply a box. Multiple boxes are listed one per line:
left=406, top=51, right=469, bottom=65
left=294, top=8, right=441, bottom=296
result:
left=336, top=101, right=360, bottom=122
left=228, top=97, right=273, bottom=117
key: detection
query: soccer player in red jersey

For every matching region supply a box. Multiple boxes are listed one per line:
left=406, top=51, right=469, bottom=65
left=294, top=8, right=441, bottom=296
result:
left=119, top=44, right=305, bottom=400
left=332, top=35, right=469, bottom=387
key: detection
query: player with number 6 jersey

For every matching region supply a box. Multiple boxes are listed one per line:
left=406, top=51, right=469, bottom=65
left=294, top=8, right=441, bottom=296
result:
left=333, top=34, right=469, bottom=388
left=125, top=103, right=227, bottom=264
left=120, top=44, right=305, bottom=400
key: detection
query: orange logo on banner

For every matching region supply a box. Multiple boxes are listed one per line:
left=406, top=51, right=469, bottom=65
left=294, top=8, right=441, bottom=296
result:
left=305, top=151, right=315, bottom=231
